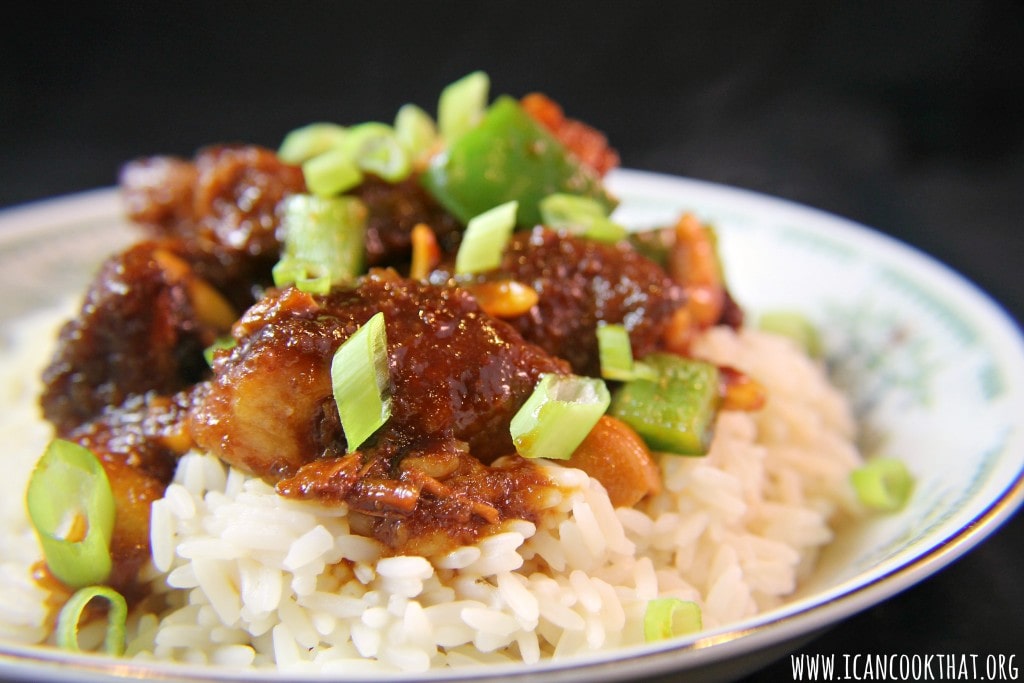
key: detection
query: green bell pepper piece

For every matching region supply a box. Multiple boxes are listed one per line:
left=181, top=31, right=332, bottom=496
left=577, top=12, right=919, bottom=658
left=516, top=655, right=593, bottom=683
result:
left=609, top=353, right=721, bottom=455
left=420, top=95, right=616, bottom=227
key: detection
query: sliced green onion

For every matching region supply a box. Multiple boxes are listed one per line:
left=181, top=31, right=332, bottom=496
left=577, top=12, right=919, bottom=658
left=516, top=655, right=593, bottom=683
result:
left=626, top=228, right=674, bottom=267
left=610, top=353, right=721, bottom=456
left=341, top=122, right=411, bottom=183
left=644, top=598, right=702, bottom=642
left=454, top=200, right=518, bottom=275
left=272, top=193, right=367, bottom=293
left=539, top=193, right=628, bottom=243
left=597, top=323, right=657, bottom=382
left=758, top=310, right=823, bottom=357
left=851, top=457, right=914, bottom=512
left=26, top=440, right=115, bottom=588
left=332, top=312, right=392, bottom=452
left=56, top=585, right=128, bottom=655
left=394, top=103, right=438, bottom=163
left=203, top=335, right=237, bottom=367
left=278, top=122, right=348, bottom=165
left=300, top=122, right=412, bottom=192
left=510, top=373, right=611, bottom=460
left=438, top=70, right=490, bottom=143
left=598, top=324, right=633, bottom=379
left=302, top=147, right=364, bottom=197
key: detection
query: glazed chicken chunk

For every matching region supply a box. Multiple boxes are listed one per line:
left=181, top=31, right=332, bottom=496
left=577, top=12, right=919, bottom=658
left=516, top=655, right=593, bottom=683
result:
left=190, top=271, right=570, bottom=482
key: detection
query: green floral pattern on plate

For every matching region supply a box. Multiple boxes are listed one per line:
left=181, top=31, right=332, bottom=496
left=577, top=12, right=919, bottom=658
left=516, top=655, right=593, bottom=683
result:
left=612, top=169, right=1024, bottom=592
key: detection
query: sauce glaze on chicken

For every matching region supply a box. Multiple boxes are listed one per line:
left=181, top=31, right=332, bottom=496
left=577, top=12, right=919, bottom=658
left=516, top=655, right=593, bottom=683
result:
left=37, top=96, right=745, bottom=596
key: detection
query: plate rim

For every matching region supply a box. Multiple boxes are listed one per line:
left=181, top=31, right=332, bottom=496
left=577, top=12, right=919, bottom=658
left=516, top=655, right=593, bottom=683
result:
left=1, top=172, right=1022, bottom=682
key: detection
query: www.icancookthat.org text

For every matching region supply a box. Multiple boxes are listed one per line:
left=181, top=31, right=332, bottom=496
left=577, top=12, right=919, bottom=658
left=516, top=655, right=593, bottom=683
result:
left=790, top=653, right=1018, bottom=681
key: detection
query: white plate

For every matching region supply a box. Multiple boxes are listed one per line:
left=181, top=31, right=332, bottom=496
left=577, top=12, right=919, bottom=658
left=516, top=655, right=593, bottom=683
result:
left=1, top=170, right=1022, bottom=682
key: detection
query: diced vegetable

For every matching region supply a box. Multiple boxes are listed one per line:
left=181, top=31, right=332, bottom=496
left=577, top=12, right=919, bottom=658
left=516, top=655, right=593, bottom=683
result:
left=758, top=310, right=823, bottom=357
left=511, top=373, right=611, bottom=460
left=643, top=598, right=702, bottom=642
left=339, top=122, right=411, bottom=183
left=394, top=103, right=439, bottom=164
left=626, top=227, right=674, bottom=267
left=302, top=147, right=364, bottom=197
left=277, top=122, right=348, bottom=165
left=56, top=585, right=128, bottom=655
left=332, top=312, right=392, bottom=452
left=409, top=223, right=441, bottom=280
left=437, top=70, right=490, bottom=144
left=851, top=457, right=914, bottom=512
left=597, top=323, right=633, bottom=381
left=666, top=214, right=728, bottom=330
left=454, top=200, right=518, bottom=275
left=293, top=120, right=413, bottom=195
left=272, top=194, right=368, bottom=294
left=26, top=439, right=115, bottom=588
left=609, top=353, right=721, bottom=455
left=421, top=95, right=616, bottom=227
left=597, top=323, right=656, bottom=382
left=539, top=193, right=627, bottom=243
left=203, top=335, right=237, bottom=367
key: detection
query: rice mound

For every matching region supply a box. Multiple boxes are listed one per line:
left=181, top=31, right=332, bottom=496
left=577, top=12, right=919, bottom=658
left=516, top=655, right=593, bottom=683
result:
left=0, top=306, right=862, bottom=672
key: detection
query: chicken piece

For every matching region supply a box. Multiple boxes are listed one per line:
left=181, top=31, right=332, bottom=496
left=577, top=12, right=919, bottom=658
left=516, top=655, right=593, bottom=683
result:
left=354, top=175, right=464, bottom=270
left=40, top=241, right=234, bottom=434
left=119, top=155, right=198, bottom=230
left=190, top=270, right=571, bottom=483
left=121, top=145, right=306, bottom=260
left=120, top=145, right=307, bottom=309
left=488, top=227, right=687, bottom=377
left=121, top=147, right=465, bottom=304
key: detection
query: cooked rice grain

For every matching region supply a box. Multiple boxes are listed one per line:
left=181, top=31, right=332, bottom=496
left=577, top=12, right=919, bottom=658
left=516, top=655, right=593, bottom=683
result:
left=0, top=310, right=862, bottom=672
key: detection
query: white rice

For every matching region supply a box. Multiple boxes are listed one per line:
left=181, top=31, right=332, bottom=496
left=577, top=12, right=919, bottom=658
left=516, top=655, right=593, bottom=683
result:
left=0, top=304, right=863, bottom=672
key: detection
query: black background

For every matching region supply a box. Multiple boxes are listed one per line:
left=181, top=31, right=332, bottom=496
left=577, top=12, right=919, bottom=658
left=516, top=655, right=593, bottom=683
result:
left=2, top=2, right=1022, bottom=680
